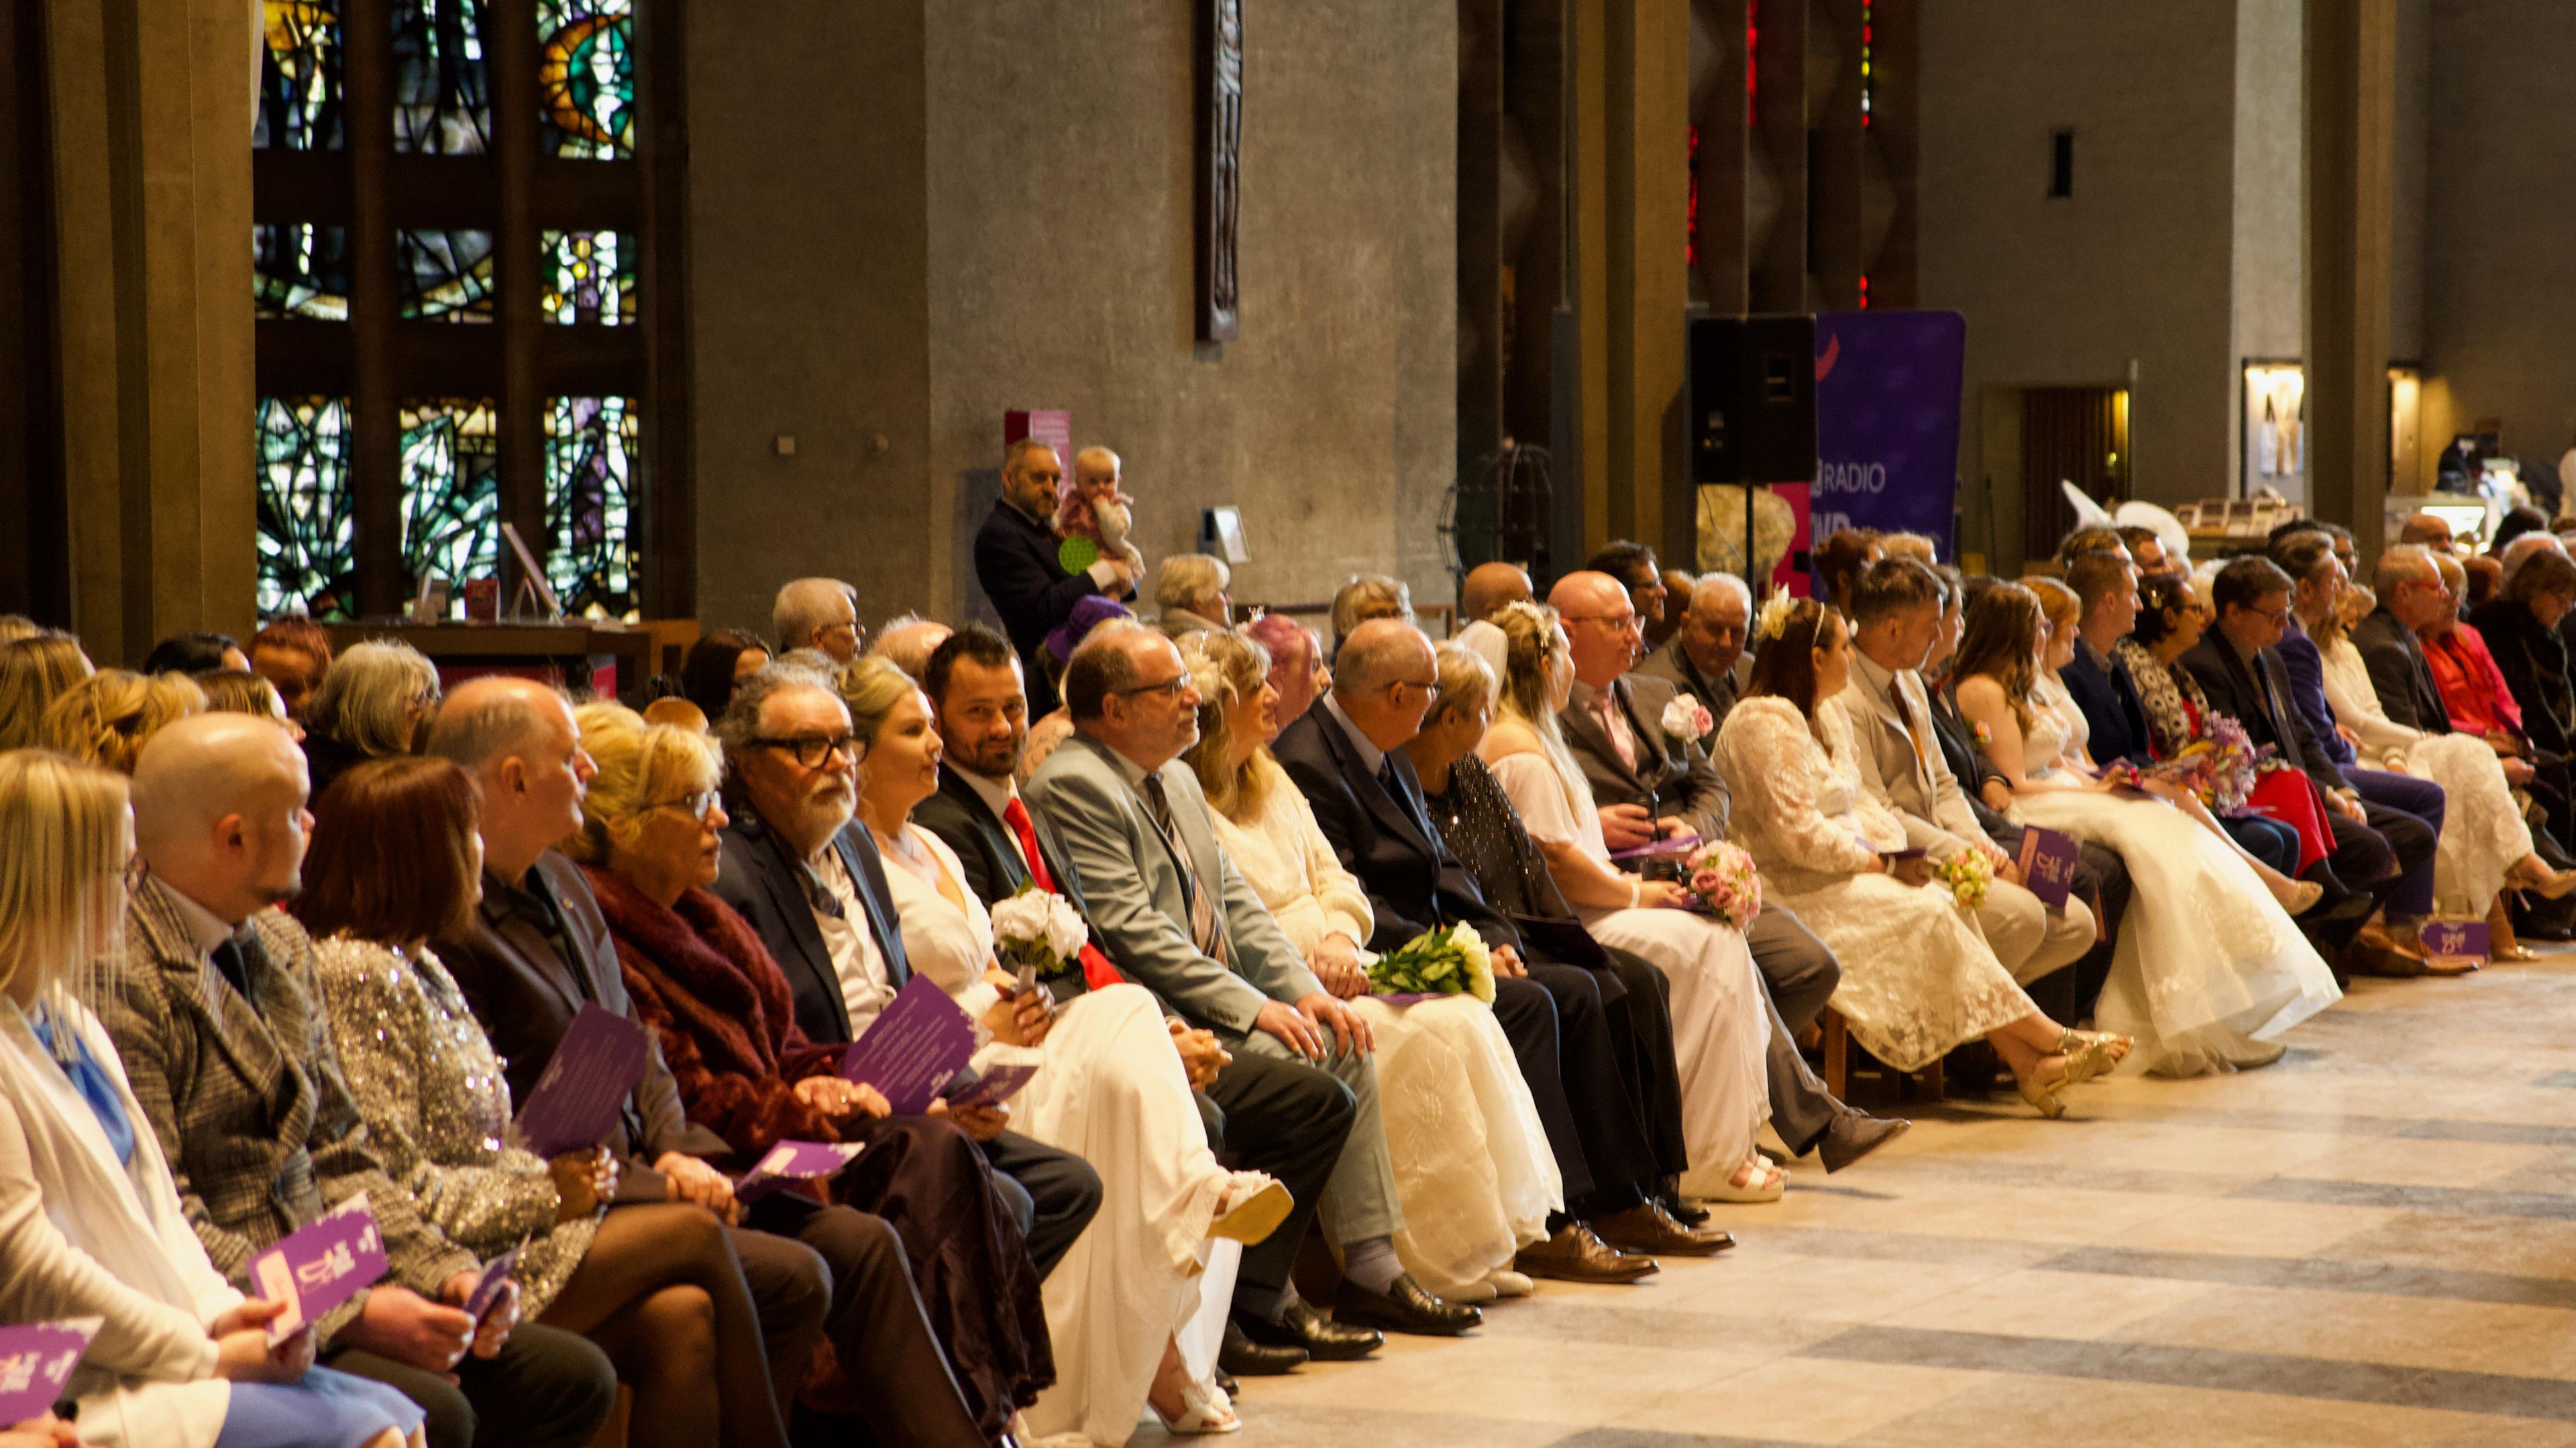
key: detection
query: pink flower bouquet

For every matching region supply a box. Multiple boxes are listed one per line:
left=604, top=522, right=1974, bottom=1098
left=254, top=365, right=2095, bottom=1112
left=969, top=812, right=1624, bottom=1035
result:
left=1680, top=840, right=1762, bottom=928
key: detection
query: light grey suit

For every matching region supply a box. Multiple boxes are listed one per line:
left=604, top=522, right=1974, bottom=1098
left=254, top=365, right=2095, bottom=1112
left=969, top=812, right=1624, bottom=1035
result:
left=1026, top=730, right=1402, bottom=1242
left=1835, top=652, right=2095, bottom=985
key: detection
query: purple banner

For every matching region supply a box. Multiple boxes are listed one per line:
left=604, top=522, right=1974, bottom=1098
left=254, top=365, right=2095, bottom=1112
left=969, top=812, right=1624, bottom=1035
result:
left=737, top=1140, right=866, bottom=1203
left=0, top=1319, right=98, bottom=1423
left=2015, top=826, right=2082, bottom=911
left=840, top=976, right=977, bottom=1115
left=513, top=1002, right=652, bottom=1160
left=250, top=1193, right=389, bottom=1341
left=1811, top=311, right=1967, bottom=561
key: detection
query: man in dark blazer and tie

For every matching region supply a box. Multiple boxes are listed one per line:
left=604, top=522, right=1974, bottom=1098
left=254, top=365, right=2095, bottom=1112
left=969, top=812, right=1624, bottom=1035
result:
left=973, top=439, right=1138, bottom=715
left=1273, top=618, right=1725, bottom=1271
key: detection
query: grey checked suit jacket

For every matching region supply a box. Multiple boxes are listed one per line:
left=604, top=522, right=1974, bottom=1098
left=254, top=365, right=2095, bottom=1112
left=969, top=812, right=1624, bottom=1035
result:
left=99, top=873, right=477, bottom=1342
left=1024, top=731, right=1323, bottom=1036
left=1558, top=673, right=1732, bottom=844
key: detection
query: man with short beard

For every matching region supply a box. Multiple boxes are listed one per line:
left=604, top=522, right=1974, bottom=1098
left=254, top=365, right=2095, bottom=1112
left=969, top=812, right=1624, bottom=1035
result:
left=706, top=663, right=1104, bottom=1280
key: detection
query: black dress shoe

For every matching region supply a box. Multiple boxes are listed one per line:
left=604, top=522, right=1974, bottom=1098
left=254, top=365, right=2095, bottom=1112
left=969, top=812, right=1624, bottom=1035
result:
left=1331, top=1273, right=1483, bottom=1337
left=1658, top=1178, right=1712, bottom=1226
left=1218, top=1319, right=1307, bottom=1376
left=1214, top=1366, right=1240, bottom=1395
left=1515, top=1221, right=1658, bottom=1284
left=1596, top=1201, right=1735, bottom=1257
left=1818, top=1112, right=1911, bottom=1173
left=1235, top=1300, right=1382, bottom=1361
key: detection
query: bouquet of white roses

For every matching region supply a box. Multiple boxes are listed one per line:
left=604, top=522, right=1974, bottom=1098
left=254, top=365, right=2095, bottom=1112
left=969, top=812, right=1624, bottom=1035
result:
left=1660, top=694, right=1716, bottom=744
left=1364, top=923, right=1496, bottom=1004
left=989, top=884, right=1090, bottom=977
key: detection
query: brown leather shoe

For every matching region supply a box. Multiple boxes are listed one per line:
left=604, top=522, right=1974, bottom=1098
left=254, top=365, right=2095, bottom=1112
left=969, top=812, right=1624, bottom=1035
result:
left=1595, top=1201, right=1735, bottom=1257
left=1513, top=1221, right=1658, bottom=1284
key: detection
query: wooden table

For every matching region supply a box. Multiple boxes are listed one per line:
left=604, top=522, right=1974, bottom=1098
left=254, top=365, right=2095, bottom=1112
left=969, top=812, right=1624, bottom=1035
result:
left=322, top=621, right=680, bottom=699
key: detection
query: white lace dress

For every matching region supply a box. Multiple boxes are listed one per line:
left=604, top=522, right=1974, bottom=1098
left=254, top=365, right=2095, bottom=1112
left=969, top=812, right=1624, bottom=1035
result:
left=2011, top=675, right=2341, bottom=1076
left=1208, top=756, right=1558, bottom=1297
left=1709, top=697, right=2033, bottom=1072
left=879, top=822, right=1237, bottom=1447
left=1485, top=743, right=1769, bottom=1174
left=2319, top=634, right=2533, bottom=914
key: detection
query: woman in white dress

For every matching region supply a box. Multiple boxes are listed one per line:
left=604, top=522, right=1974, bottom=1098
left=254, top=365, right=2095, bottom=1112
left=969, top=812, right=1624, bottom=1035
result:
left=1953, top=583, right=2341, bottom=1077
left=841, top=659, right=1287, bottom=1443
left=0, top=750, right=423, bottom=1448
left=1174, top=630, right=1558, bottom=1301
left=1479, top=603, right=1778, bottom=1186
left=1705, top=597, right=2121, bottom=1117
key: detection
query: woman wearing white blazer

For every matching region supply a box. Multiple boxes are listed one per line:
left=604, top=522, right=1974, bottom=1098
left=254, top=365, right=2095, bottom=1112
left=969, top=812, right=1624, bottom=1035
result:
left=0, top=748, right=421, bottom=1448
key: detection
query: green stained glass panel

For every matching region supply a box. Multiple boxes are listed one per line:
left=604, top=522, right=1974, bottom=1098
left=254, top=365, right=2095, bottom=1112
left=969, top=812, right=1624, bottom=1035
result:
left=254, top=224, right=350, bottom=321
left=394, top=0, right=492, bottom=154
left=545, top=396, right=639, bottom=618
left=256, top=1, right=343, bottom=150
left=539, top=230, right=635, bottom=325
left=537, top=0, right=635, bottom=160
left=397, top=229, right=496, bottom=321
left=256, top=396, right=357, bottom=619
left=400, top=400, right=501, bottom=592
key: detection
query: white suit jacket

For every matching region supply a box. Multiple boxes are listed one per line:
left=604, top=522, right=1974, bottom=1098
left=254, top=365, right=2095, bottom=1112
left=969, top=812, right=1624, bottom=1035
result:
left=1833, top=651, right=1990, bottom=861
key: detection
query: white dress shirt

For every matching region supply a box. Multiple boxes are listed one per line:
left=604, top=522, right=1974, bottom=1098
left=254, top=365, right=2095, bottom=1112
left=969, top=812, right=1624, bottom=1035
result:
left=811, top=844, right=896, bottom=1034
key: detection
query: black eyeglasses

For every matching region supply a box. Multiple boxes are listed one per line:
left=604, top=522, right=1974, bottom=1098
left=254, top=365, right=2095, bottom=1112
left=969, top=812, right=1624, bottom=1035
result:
left=751, top=734, right=861, bottom=768
left=1116, top=676, right=1192, bottom=701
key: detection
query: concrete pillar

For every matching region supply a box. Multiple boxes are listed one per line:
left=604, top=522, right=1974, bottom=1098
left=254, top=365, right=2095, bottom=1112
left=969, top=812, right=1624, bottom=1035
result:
left=2304, top=0, right=2396, bottom=563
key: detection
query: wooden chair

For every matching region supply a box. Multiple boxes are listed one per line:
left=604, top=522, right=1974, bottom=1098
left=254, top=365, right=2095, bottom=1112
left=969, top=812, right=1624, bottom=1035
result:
left=1817, top=1007, right=1943, bottom=1102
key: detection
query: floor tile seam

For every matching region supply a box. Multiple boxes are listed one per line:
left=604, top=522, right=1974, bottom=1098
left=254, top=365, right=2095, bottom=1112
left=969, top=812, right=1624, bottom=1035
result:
left=2027, top=1244, right=2576, bottom=1310
left=2227, top=1176, right=2576, bottom=1220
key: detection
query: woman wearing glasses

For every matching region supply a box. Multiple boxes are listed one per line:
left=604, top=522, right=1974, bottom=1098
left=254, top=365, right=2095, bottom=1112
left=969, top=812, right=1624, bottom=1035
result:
left=566, top=703, right=1055, bottom=1446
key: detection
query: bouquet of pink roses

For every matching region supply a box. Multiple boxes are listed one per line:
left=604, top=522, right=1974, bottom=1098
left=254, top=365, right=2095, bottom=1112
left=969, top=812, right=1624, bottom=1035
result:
left=1680, top=840, right=1762, bottom=928
left=2102, top=714, right=2265, bottom=813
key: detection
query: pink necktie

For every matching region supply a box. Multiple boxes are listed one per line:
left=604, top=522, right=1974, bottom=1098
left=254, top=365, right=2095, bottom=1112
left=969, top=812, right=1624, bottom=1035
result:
left=1596, top=692, right=1638, bottom=772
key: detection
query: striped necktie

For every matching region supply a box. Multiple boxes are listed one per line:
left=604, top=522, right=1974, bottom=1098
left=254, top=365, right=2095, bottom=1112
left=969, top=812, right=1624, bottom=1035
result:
left=1142, top=773, right=1228, bottom=964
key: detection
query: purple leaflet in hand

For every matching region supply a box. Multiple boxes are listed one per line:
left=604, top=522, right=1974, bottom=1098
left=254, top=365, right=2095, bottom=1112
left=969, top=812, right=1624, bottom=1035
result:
left=736, top=1140, right=865, bottom=1203
left=513, top=1001, right=652, bottom=1160
left=249, top=1193, right=390, bottom=1342
left=464, top=1239, right=528, bottom=1323
left=949, top=1061, right=1042, bottom=1109
left=0, top=1318, right=99, bottom=1423
left=2014, top=826, right=2080, bottom=910
left=839, top=975, right=977, bottom=1115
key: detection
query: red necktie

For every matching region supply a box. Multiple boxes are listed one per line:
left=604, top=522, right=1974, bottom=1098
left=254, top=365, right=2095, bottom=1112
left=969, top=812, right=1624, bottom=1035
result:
left=1002, top=795, right=1123, bottom=990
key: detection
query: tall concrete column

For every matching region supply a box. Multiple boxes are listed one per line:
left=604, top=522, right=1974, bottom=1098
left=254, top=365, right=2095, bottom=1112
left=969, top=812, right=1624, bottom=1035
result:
left=2305, top=0, right=2396, bottom=564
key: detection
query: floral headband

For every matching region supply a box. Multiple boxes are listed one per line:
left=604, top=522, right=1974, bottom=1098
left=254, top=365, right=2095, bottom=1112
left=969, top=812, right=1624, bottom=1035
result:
left=1754, top=586, right=1799, bottom=642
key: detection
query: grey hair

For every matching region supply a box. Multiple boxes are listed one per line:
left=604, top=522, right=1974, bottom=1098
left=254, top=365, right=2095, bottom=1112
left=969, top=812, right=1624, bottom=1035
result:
left=1423, top=643, right=1496, bottom=729
left=1330, top=574, right=1414, bottom=651
left=1003, top=437, right=1060, bottom=476
left=713, top=661, right=845, bottom=758
left=1333, top=621, right=1429, bottom=696
left=1689, top=572, right=1752, bottom=616
left=2373, top=544, right=2438, bottom=599
left=2500, top=532, right=2567, bottom=583
left=427, top=680, right=563, bottom=771
left=775, top=647, right=841, bottom=675
left=304, top=640, right=437, bottom=757
left=1156, top=554, right=1230, bottom=614
left=771, top=577, right=857, bottom=652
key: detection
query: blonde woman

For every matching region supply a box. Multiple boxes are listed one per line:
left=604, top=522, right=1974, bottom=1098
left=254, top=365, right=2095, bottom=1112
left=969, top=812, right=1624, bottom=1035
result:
left=1481, top=603, right=1778, bottom=1188
left=1178, top=630, right=1559, bottom=1300
left=40, top=671, right=206, bottom=774
left=0, top=633, right=95, bottom=750
left=0, top=750, right=425, bottom=1448
left=300, top=642, right=441, bottom=801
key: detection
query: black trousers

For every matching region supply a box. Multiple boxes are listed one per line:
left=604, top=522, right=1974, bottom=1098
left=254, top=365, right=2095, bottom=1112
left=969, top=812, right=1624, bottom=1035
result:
left=329, top=1322, right=616, bottom=1448
left=1200, top=1050, right=1356, bottom=1300
left=1588, top=946, right=1692, bottom=1180
left=982, top=1129, right=1105, bottom=1280
left=1490, top=964, right=1661, bottom=1211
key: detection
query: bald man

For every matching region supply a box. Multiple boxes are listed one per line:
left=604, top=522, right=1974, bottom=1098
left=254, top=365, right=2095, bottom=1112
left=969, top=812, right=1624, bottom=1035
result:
left=2400, top=511, right=2457, bottom=554
left=105, top=714, right=618, bottom=1448
left=868, top=614, right=954, bottom=681
left=1639, top=573, right=1751, bottom=727
left=1458, top=562, right=1534, bottom=625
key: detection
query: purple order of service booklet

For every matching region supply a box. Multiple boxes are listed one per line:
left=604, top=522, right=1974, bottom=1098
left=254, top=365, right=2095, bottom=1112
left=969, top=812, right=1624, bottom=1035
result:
left=0, top=1318, right=99, bottom=1422
left=250, top=1193, right=389, bottom=1342
left=513, top=1002, right=653, bottom=1160
left=463, top=1238, right=528, bottom=1323
left=2014, top=826, right=2082, bottom=910
left=2418, top=919, right=2488, bottom=968
left=735, top=1140, right=867, bottom=1203
left=839, top=975, right=978, bottom=1115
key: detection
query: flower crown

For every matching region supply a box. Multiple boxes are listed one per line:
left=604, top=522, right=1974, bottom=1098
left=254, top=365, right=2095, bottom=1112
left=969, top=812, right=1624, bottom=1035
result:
left=1754, top=586, right=1799, bottom=642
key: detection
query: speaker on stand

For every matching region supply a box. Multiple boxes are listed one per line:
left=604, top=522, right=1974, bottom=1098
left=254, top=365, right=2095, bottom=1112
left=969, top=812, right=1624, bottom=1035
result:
left=1688, top=315, right=1819, bottom=591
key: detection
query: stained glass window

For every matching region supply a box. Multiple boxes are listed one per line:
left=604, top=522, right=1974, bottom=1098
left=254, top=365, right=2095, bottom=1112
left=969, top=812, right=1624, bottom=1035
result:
left=537, top=0, right=635, bottom=160
left=256, top=1, right=343, bottom=150
left=256, top=397, right=358, bottom=618
left=544, top=396, right=639, bottom=616
left=539, top=230, right=635, bottom=325
left=398, top=400, right=502, bottom=592
left=394, top=0, right=493, bottom=155
left=398, top=230, right=497, bottom=321
left=253, top=224, right=350, bottom=321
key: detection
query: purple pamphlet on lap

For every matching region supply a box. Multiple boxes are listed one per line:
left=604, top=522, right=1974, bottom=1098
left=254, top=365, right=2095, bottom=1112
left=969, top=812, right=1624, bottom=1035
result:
left=2420, top=920, right=2488, bottom=968
left=464, top=1239, right=527, bottom=1323
left=949, top=1061, right=1042, bottom=1109
left=1607, top=833, right=1703, bottom=862
left=839, top=976, right=977, bottom=1115
left=736, top=1140, right=866, bottom=1203
left=2015, top=826, right=2081, bottom=910
left=0, top=1318, right=99, bottom=1422
left=513, top=1002, right=652, bottom=1160
left=250, top=1194, right=389, bottom=1342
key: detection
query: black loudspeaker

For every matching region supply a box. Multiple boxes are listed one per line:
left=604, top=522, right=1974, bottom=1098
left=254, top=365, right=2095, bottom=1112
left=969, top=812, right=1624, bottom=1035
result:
left=1688, top=314, right=1817, bottom=484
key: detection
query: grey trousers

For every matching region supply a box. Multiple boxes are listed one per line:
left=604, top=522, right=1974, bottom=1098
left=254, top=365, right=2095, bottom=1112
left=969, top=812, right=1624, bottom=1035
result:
left=1234, top=1026, right=1403, bottom=1245
left=1749, top=905, right=1847, bottom=1156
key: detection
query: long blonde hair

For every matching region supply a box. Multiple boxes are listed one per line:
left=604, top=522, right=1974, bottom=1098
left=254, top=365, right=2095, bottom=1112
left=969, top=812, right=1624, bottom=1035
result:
left=1177, top=630, right=1272, bottom=819
left=566, top=702, right=723, bottom=865
left=0, top=750, right=131, bottom=1042
left=1490, top=602, right=1588, bottom=816
left=0, top=634, right=95, bottom=751
left=42, top=669, right=206, bottom=775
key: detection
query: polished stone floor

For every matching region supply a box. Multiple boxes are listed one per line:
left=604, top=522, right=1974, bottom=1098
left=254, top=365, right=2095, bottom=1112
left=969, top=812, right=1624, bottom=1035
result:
left=1179, top=948, right=2576, bottom=1447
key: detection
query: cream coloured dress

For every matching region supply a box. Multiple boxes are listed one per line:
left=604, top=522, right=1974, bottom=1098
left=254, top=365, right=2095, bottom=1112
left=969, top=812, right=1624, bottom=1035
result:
left=1208, top=755, right=1558, bottom=1297
left=880, top=822, right=1238, bottom=1447
left=2318, top=633, right=2534, bottom=914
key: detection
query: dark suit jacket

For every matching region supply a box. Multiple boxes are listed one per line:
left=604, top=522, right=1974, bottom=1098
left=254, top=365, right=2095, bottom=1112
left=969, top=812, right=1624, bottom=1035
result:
left=2182, top=633, right=2347, bottom=791
left=1271, top=704, right=1524, bottom=956
left=973, top=499, right=1102, bottom=714
left=2274, top=622, right=2359, bottom=769
left=1923, top=673, right=2017, bottom=842
left=1557, top=674, right=1731, bottom=844
left=439, top=850, right=729, bottom=1200
left=708, top=805, right=912, bottom=1048
left=1634, top=636, right=1740, bottom=730
left=2349, top=606, right=2453, bottom=735
left=2469, top=598, right=2576, bottom=761
left=2059, top=641, right=2154, bottom=768
left=910, top=764, right=1107, bottom=1003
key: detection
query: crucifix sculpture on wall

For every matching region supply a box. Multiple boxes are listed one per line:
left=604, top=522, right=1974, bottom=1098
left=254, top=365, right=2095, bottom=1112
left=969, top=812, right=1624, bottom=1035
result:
left=1197, top=0, right=1242, bottom=341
